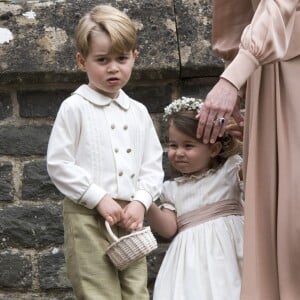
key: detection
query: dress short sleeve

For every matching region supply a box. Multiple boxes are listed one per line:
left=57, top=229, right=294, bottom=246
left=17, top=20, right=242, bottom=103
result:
left=159, top=181, right=176, bottom=211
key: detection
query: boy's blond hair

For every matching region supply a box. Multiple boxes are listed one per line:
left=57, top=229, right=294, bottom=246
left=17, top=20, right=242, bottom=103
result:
left=75, top=5, right=137, bottom=58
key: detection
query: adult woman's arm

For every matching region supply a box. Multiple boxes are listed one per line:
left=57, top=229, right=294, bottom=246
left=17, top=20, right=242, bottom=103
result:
left=197, top=0, right=299, bottom=143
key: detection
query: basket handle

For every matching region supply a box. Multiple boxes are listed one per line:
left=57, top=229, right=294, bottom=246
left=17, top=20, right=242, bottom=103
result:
left=105, top=220, right=119, bottom=242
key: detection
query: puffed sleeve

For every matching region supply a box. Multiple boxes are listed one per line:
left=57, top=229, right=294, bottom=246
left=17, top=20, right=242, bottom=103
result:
left=159, top=181, right=176, bottom=211
left=221, top=0, right=299, bottom=90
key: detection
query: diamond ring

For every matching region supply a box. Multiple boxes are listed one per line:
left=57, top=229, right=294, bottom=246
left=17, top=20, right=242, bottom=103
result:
left=214, top=117, right=225, bottom=126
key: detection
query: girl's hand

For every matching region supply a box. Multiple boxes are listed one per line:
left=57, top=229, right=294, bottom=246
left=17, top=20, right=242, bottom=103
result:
left=96, top=195, right=123, bottom=225
left=226, top=122, right=244, bottom=141
left=119, top=201, right=145, bottom=231
left=226, top=112, right=244, bottom=141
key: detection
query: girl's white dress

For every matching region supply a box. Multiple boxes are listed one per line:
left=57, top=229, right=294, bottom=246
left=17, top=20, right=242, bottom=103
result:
left=153, top=155, right=244, bottom=300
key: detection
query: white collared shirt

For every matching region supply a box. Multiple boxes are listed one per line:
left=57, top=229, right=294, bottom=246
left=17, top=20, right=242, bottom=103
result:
left=47, top=84, right=164, bottom=209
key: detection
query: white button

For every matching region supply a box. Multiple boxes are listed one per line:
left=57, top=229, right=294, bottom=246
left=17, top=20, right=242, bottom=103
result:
left=111, top=124, right=115, bottom=129
left=119, top=171, right=123, bottom=176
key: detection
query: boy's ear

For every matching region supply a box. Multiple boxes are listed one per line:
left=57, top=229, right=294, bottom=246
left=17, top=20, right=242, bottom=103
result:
left=76, top=52, right=86, bottom=72
left=210, top=141, right=222, bottom=158
left=133, top=49, right=139, bottom=59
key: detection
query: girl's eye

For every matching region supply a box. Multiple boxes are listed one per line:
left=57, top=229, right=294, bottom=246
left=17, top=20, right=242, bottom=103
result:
left=185, top=144, right=194, bottom=149
left=168, top=143, right=177, bottom=149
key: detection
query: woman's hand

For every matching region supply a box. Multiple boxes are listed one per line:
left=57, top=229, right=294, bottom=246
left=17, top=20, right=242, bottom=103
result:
left=196, top=78, right=244, bottom=143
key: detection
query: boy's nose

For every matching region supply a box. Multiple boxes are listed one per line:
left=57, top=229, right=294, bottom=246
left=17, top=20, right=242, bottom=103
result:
left=108, top=62, right=119, bottom=73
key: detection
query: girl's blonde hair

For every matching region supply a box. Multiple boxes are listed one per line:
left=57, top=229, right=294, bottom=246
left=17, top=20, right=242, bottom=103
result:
left=165, top=102, right=242, bottom=170
left=75, top=5, right=137, bottom=58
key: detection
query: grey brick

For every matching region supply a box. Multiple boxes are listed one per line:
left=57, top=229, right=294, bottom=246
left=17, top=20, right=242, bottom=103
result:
left=22, top=160, right=63, bottom=201
left=0, top=204, right=63, bottom=249
left=0, top=251, right=32, bottom=289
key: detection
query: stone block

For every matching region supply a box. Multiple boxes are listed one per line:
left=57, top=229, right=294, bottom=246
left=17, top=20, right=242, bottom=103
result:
left=0, top=251, right=32, bottom=289
left=22, top=160, right=63, bottom=201
left=0, top=204, right=64, bottom=249
left=175, top=0, right=224, bottom=77
left=38, top=249, right=71, bottom=290
left=0, top=161, right=13, bottom=201
left=18, top=90, right=73, bottom=118
left=0, top=0, right=179, bottom=84
left=125, top=83, right=172, bottom=113
left=0, top=125, right=52, bottom=156
left=0, top=93, right=12, bottom=120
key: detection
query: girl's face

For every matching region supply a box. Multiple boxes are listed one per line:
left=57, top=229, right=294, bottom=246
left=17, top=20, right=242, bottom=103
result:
left=168, top=122, right=218, bottom=175
left=76, top=31, right=137, bottom=99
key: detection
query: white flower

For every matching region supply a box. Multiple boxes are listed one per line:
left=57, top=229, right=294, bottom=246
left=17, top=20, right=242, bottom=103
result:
left=163, top=96, right=203, bottom=121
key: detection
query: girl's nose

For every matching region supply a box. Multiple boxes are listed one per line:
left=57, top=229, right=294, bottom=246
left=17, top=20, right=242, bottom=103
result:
left=175, top=148, right=184, bottom=157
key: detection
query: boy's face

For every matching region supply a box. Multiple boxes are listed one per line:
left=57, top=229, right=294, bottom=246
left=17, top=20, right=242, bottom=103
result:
left=77, top=31, right=137, bottom=99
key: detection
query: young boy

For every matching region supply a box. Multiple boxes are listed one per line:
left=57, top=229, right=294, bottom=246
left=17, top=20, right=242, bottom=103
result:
left=47, top=5, right=164, bottom=299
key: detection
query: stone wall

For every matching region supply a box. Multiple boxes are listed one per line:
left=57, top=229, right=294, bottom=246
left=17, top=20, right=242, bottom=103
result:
left=0, top=0, right=223, bottom=299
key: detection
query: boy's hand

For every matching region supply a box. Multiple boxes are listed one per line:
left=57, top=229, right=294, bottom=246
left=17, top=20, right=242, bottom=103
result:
left=119, top=201, right=145, bottom=231
left=96, top=195, right=123, bottom=225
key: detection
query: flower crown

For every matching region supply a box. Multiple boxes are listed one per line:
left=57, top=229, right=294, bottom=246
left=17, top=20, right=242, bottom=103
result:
left=163, top=96, right=204, bottom=121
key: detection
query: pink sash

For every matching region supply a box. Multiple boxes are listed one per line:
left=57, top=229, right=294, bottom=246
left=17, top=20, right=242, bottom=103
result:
left=177, top=199, right=244, bottom=233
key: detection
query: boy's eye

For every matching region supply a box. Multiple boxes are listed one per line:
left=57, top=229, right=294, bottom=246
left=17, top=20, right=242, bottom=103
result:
left=97, top=57, right=107, bottom=63
left=118, top=55, right=129, bottom=62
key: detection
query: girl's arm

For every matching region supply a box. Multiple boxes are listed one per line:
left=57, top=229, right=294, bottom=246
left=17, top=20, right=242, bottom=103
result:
left=146, top=203, right=177, bottom=239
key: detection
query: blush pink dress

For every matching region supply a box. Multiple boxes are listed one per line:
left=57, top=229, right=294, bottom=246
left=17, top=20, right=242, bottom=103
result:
left=212, top=1, right=300, bottom=299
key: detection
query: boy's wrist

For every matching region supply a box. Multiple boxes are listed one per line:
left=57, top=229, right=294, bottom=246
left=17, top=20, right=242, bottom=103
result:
left=80, top=183, right=107, bottom=209
left=133, top=190, right=152, bottom=210
left=131, top=200, right=147, bottom=213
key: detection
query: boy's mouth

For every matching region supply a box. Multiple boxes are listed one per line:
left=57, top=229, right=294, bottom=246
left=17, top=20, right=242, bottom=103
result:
left=107, top=77, right=120, bottom=84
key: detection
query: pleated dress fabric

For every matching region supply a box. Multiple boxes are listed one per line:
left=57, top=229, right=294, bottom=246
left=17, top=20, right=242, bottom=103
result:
left=211, top=1, right=300, bottom=299
left=242, top=55, right=300, bottom=300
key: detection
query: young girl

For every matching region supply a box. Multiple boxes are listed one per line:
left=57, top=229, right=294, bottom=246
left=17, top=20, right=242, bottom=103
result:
left=47, top=5, right=163, bottom=299
left=147, top=97, right=244, bottom=300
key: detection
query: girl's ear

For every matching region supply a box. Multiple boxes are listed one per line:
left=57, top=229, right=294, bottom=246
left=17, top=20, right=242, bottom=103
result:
left=76, top=52, right=86, bottom=72
left=210, top=141, right=222, bottom=158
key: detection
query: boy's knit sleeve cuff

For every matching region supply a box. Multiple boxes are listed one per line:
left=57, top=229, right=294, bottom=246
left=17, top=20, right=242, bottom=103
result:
left=79, top=183, right=107, bottom=209
left=133, top=190, right=153, bottom=210
left=221, top=49, right=260, bottom=90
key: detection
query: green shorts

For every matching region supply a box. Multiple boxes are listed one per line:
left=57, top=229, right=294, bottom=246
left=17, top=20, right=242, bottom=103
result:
left=63, top=198, right=149, bottom=300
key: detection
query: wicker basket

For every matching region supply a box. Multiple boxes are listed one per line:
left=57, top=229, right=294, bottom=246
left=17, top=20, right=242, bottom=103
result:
left=105, top=221, right=158, bottom=271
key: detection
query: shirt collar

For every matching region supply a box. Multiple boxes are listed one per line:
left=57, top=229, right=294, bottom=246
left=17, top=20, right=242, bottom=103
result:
left=73, top=84, right=130, bottom=110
